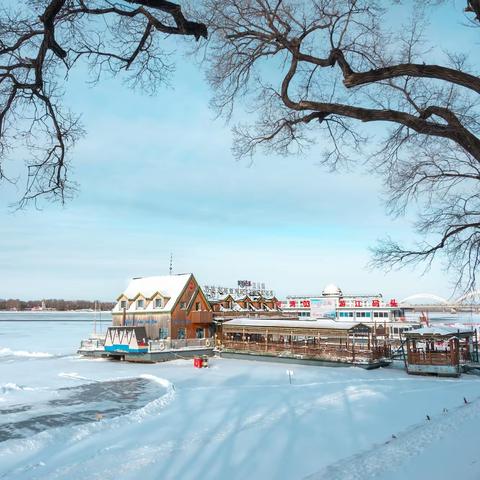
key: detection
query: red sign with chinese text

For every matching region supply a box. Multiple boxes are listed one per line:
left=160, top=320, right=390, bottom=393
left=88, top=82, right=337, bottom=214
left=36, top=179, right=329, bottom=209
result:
left=389, top=299, right=398, bottom=307
left=339, top=300, right=346, bottom=307
left=372, top=299, right=380, bottom=307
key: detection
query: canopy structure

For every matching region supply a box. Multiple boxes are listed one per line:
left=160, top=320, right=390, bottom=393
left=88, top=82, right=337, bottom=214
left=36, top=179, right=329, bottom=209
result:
left=403, top=326, right=478, bottom=377
left=219, top=318, right=390, bottom=366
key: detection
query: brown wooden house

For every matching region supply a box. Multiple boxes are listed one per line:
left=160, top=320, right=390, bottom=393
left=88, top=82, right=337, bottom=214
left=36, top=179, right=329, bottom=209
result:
left=112, top=273, right=213, bottom=340
left=208, top=292, right=284, bottom=320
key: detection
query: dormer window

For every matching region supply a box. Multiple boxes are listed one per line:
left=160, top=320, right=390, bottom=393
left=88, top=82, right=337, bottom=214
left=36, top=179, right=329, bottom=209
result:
left=120, top=300, right=127, bottom=309
left=155, top=298, right=162, bottom=309
left=137, top=299, right=145, bottom=309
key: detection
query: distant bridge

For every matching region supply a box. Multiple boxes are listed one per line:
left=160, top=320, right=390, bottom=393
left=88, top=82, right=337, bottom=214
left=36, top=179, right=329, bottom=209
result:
left=399, top=291, right=480, bottom=311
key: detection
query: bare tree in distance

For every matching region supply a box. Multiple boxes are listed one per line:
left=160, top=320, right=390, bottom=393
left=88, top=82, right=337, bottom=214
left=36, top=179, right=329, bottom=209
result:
left=0, top=0, right=207, bottom=207
left=196, top=0, right=480, bottom=294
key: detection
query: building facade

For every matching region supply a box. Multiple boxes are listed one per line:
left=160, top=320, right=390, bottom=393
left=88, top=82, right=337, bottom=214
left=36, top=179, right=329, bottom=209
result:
left=203, top=284, right=284, bottom=320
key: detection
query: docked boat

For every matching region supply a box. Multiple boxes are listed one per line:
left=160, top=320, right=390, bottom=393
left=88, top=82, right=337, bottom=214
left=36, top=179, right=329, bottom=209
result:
left=279, top=284, right=422, bottom=340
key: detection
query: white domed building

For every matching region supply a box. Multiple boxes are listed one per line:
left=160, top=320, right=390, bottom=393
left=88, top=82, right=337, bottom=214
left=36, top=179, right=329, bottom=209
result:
left=322, top=284, right=343, bottom=297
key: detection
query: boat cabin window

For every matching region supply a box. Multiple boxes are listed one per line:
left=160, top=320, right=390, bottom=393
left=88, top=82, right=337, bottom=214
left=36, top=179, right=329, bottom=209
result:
left=155, top=298, right=162, bottom=308
left=177, top=328, right=186, bottom=339
left=120, top=300, right=127, bottom=309
left=196, top=328, right=205, bottom=339
left=137, top=299, right=145, bottom=309
left=373, top=312, right=388, bottom=318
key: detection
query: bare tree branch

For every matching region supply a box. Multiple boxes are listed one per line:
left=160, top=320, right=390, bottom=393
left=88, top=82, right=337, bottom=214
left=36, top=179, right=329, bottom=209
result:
left=200, top=0, right=480, bottom=292
left=0, top=0, right=207, bottom=206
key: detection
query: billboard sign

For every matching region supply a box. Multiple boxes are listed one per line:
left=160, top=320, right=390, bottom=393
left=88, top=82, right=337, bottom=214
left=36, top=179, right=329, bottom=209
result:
left=310, top=298, right=336, bottom=318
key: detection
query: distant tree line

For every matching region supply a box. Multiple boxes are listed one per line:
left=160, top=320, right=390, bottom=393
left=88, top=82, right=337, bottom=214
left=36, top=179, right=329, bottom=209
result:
left=0, top=299, right=115, bottom=311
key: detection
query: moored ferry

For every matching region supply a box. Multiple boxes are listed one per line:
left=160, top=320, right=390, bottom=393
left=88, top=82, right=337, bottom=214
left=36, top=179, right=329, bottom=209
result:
left=279, top=284, right=422, bottom=339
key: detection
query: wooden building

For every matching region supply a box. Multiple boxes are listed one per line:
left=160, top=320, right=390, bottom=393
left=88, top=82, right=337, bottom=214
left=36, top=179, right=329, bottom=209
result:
left=218, top=318, right=391, bottom=367
left=112, top=273, right=213, bottom=340
left=403, top=326, right=478, bottom=377
left=205, top=289, right=284, bottom=321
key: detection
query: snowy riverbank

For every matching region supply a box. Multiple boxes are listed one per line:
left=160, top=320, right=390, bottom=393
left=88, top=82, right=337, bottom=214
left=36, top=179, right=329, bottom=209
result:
left=1, top=318, right=480, bottom=479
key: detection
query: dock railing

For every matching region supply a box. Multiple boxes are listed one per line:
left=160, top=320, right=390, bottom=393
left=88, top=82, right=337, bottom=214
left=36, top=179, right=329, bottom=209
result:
left=407, top=350, right=458, bottom=366
left=221, top=339, right=390, bottom=363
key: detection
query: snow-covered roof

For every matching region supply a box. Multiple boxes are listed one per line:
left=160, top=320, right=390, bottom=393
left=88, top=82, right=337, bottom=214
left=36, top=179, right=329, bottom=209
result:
left=405, top=325, right=474, bottom=337
left=223, top=318, right=367, bottom=330
left=116, top=274, right=192, bottom=312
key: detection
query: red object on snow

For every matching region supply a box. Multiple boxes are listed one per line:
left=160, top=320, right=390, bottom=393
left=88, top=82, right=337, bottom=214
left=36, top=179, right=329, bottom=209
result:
left=193, top=357, right=203, bottom=368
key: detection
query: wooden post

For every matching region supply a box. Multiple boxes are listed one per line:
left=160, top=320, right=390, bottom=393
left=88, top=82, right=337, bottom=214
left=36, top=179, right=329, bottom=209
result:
left=476, top=329, right=479, bottom=363
left=352, top=333, right=355, bottom=362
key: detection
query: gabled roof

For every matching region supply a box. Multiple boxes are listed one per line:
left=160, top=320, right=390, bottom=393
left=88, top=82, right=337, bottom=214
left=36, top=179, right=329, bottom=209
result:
left=118, top=274, right=192, bottom=312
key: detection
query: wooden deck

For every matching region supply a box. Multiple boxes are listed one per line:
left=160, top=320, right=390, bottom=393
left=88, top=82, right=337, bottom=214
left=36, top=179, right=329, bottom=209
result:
left=221, top=340, right=390, bottom=365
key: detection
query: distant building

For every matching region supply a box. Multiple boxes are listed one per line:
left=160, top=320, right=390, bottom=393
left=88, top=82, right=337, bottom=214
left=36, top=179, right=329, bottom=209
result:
left=112, top=273, right=213, bottom=340
left=279, top=283, right=421, bottom=339
left=203, top=284, right=284, bottom=320
left=280, top=283, right=404, bottom=321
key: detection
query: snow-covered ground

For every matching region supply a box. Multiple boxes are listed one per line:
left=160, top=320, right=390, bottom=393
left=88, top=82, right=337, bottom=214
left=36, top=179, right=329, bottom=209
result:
left=1, top=314, right=480, bottom=479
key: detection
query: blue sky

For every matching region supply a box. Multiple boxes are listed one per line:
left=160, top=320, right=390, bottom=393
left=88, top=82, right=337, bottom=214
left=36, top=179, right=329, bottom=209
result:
left=0, top=1, right=476, bottom=301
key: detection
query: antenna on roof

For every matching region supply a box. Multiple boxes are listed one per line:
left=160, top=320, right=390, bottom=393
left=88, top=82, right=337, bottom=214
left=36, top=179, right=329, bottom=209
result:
left=169, top=253, right=173, bottom=275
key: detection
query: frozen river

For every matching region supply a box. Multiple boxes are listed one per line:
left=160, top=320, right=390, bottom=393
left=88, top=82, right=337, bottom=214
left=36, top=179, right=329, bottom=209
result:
left=1, top=312, right=480, bottom=479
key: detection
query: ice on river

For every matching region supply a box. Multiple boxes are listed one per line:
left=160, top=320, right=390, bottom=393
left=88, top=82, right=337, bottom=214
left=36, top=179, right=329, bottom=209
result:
left=1, top=313, right=480, bottom=479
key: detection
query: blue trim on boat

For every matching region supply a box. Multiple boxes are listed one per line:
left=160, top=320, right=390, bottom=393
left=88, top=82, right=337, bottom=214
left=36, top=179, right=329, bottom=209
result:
left=105, top=345, right=148, bottom=354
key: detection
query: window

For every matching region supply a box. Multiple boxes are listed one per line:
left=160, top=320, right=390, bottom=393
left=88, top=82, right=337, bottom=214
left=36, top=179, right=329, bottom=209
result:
left=120, top=300, right=127, bottom=309
left=196, top=328, right=205, bottom=339
left=180, top=301, right=187, bottom=309
left=195, top=302, right=201, bottom=311
left=374, top=312, right=388, bottom=318
left=155, top=298, right=162, bottom=309
left=159, top=327, right=168, bottom=339
left=137, top=299, right=144, bottom=309
left=177, top=328, right=185, bottom=339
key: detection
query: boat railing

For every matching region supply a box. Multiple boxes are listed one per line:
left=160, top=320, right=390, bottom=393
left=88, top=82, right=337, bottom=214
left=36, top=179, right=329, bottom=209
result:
left=79, top=337, right=105, bottom=350
left=149, top=337, right=214, bottom=352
